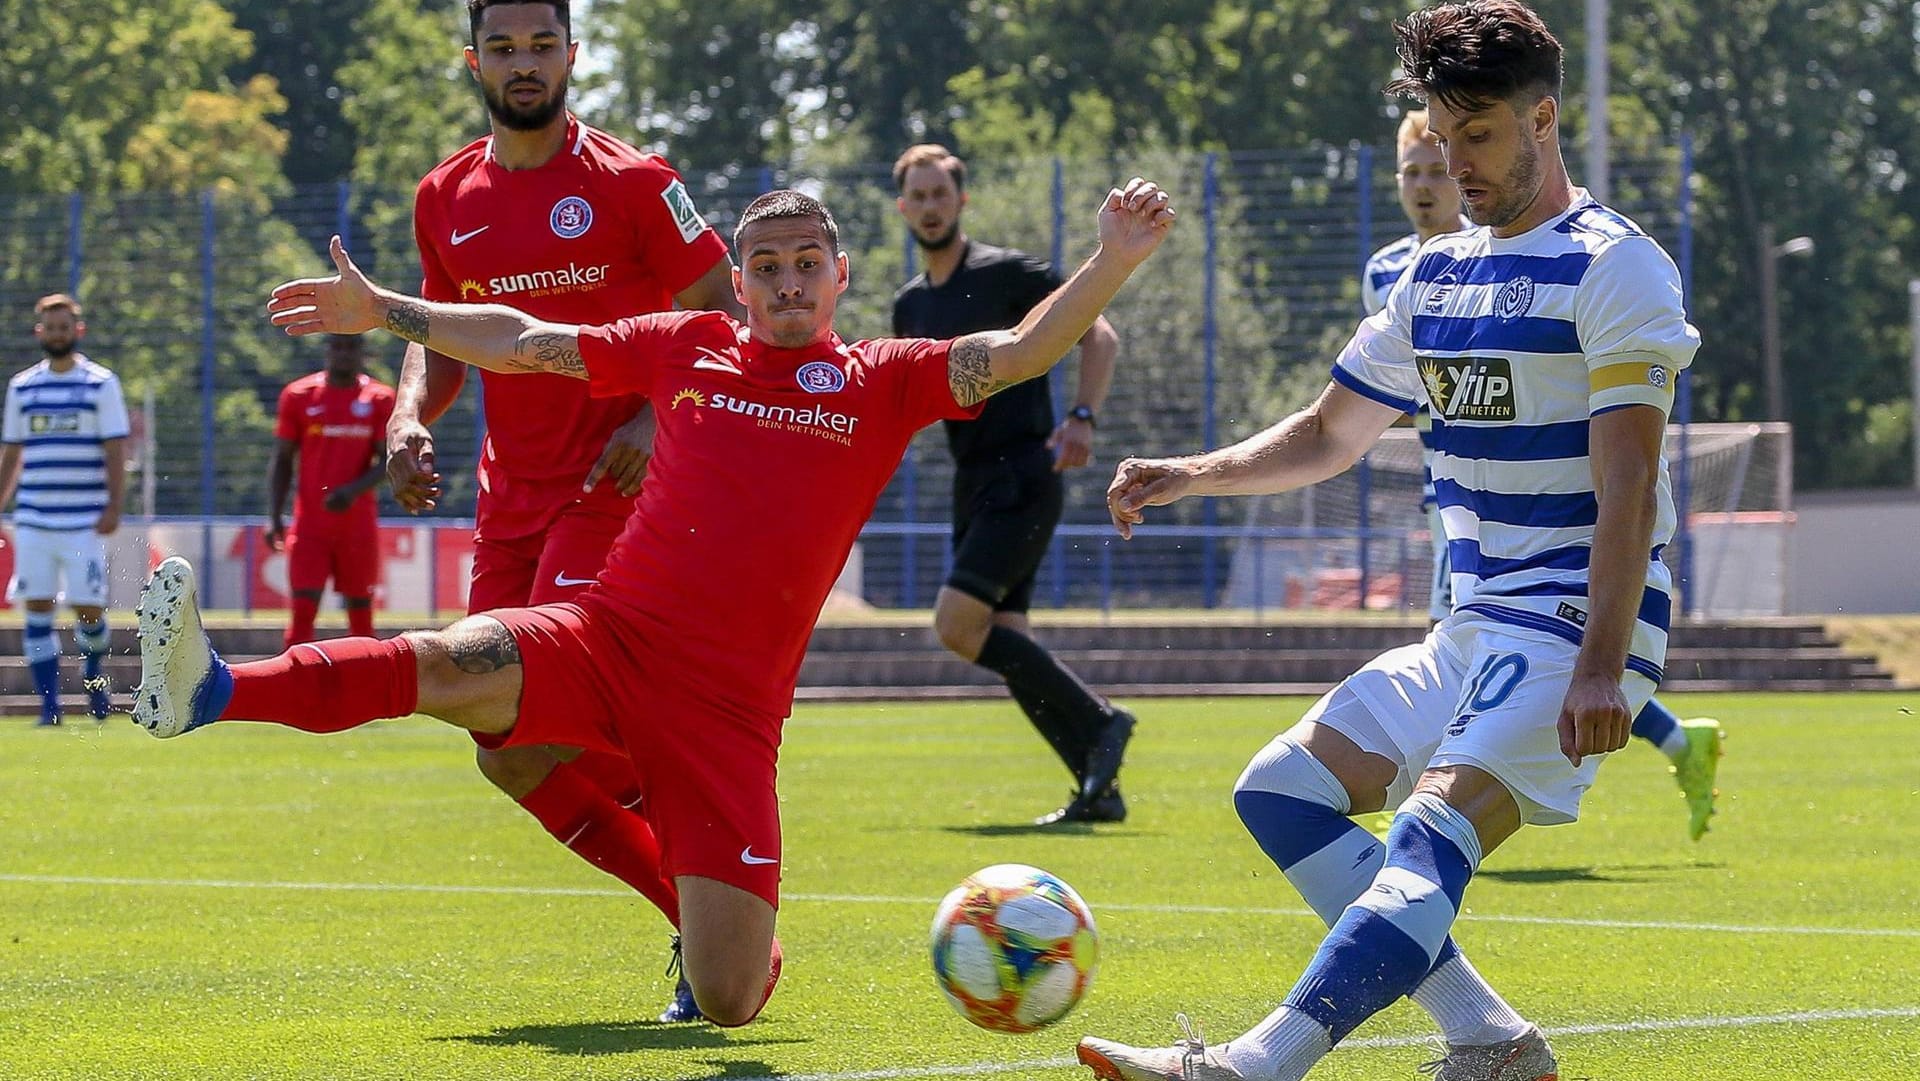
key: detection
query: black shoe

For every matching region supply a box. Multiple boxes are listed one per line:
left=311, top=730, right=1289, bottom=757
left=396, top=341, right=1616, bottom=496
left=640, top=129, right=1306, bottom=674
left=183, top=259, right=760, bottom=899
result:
left=1035, top=786, right=1127, bottom=826
left=1080, top=707, right=1135, bottom=803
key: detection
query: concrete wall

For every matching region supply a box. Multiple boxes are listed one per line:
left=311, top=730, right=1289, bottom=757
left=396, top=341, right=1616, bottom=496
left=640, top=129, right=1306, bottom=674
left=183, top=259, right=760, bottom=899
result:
left=1789, top=489, right=1920, bottom=614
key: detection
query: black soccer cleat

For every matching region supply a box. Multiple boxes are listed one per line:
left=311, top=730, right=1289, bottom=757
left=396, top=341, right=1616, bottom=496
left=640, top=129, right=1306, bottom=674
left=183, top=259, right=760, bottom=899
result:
left=1080, top=707, right=1136, bottom=804
left=1035, top=786, right=1127, bottom=826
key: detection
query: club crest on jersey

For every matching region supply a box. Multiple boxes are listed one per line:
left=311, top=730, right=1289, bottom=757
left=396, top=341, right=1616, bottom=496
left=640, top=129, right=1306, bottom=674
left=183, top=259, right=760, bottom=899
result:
left=351, top=400, right=373, bottom=418
left=795, top=360, right=846, bottom=394
left=1419, top=355, right=1517, bottom=421
left=1493, top=276, right=1536, bottom=321
left=550, top=196, right=593, bottom=239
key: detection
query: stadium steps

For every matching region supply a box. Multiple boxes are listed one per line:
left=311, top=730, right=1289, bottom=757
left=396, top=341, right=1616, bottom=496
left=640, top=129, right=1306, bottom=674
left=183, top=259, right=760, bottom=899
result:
left=0, top=616, right=1897, bottom=717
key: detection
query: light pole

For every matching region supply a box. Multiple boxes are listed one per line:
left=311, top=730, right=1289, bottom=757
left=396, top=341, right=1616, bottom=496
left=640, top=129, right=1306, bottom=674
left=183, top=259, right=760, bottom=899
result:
left=1586, top=0, right=1610, bottom=202
left=1758, top=224, right=1815, bottom=421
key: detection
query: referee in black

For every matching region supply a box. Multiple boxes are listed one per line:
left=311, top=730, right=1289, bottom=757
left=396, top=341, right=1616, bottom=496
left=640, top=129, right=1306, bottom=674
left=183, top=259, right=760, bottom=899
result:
left=891, top=143, right=1136, bottom=825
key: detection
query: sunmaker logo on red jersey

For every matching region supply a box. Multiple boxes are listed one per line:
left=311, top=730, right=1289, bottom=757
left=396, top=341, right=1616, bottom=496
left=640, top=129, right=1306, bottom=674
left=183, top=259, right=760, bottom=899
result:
left=674, top=386, right=859, bottom=445
left=464, top=262, right=613, bottom=300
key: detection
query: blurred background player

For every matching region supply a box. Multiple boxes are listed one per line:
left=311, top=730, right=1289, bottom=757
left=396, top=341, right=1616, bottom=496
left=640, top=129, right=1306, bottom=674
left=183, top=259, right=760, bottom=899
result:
left=267, top=334, right=395, bottom=646
left=0, top=294, right=128, bottom=725
left=382, top=0, right=743, bottom=1023
left=892, top=143, right=1136, bottom=826
left=1366, top=109, right=1724, bottom=841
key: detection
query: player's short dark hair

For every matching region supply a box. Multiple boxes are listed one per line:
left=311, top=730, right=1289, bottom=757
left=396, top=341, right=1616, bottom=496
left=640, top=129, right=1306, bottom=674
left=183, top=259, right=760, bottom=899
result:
left=34, top=293, right=80, bottom=320
left=1384, top=1, right=1563, bottom=115
left=467, top=0, right=570, bottom=45
left=892, top=144, right=968, bottom=194
left=734, top=190, right=841, bottom=254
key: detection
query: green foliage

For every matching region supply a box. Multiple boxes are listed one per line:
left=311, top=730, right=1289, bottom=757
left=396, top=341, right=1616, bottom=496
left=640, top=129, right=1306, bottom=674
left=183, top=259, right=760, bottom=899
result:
left=0, top=0, right=285, bottom=195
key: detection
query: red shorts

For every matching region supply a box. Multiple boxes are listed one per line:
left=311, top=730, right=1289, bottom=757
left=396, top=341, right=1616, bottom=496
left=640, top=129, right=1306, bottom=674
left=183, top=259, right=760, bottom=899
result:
left=485, top=597, right=785, bottom=907
left=285, top=515, right=379, bottom=596
left=466, top=500, right=630, bottom=614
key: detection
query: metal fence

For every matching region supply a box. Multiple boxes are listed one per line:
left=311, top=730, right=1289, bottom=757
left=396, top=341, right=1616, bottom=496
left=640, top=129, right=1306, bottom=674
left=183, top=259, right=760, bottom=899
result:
left=0, top=144, right=1702, bottom=613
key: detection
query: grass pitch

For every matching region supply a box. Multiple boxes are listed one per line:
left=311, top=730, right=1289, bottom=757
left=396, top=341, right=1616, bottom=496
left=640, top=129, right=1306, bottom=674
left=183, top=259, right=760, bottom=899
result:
left=2, top=692, right=1917, bottom=1080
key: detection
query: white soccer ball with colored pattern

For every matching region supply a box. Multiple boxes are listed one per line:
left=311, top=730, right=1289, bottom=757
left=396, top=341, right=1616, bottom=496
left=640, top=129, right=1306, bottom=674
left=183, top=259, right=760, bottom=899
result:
left=929, top=863, right=1099, bottom=1033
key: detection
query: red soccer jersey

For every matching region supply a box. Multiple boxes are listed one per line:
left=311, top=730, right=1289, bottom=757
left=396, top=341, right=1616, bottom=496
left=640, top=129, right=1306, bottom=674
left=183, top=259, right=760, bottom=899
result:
left=275, top=372, right=396, bottom=521
left=413, top=116, right=730, bottom=538
left=576, top=310, right=980, bottom=714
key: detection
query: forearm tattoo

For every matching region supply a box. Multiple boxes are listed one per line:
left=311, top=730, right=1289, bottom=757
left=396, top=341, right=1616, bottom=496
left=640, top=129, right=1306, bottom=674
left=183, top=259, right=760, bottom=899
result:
left=948, top=335, right=1009, bottom=406
left=513, top=333, right=586, bottom=376
left=443, top=618, right=522, bottom=675
left=385, top=302, right=430, bottom=345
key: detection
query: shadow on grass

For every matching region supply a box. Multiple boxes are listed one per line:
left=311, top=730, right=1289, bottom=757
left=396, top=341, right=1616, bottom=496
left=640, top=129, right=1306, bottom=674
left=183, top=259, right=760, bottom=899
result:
left=1479, top=861, right=1726, bottom=884
left=439, top=1018, right=809, bottom=1059
left=939, top=822, right=1154, bottom=838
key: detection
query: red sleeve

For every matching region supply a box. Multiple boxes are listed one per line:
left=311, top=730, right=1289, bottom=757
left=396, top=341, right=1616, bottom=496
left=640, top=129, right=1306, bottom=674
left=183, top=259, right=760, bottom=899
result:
left=371, top=386, right=396, bottom=446
left=627, top=160, right=731, bottom=298
left=273, top=384, right=303, bottom=441
left=577, top=309, right=727, bottom=399
left=873, top=338, right=983, bottom=428
left=413, top=179, right=458, bottom=302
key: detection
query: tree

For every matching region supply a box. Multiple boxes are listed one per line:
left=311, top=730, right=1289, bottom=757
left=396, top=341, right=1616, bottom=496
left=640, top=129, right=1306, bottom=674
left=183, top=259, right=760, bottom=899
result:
left=225, top=0, right=377, bottom=185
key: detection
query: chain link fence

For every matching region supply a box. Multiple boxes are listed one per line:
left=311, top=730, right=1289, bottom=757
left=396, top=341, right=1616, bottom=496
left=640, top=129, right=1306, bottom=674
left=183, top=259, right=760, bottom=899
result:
left=0, top=145, right=1712, bottom=613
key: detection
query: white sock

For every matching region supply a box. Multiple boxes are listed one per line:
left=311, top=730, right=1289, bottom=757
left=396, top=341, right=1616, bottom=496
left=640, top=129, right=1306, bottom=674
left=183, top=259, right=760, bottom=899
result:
left=1223, top=1005, right=1333, bottom=1081
left=1409, top=951, right=1532, bottom=1046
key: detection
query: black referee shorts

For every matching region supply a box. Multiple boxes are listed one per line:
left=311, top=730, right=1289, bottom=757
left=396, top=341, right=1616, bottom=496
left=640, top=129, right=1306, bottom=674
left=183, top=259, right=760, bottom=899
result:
left=947, top=447, right=1065, bottom=614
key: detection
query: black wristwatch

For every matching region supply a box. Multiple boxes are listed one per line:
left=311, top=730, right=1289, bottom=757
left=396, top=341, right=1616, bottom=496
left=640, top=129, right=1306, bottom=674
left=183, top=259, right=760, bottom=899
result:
left=1067, top=404, right=1097, bottom=427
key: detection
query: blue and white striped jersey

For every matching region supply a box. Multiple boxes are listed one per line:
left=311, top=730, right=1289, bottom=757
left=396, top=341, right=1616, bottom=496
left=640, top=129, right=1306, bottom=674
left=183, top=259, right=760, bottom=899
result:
left=3, top=355, right=130, bottom=531
left=1362, top=232, right=1421, bottom=316
left=1333, top=192, right=1699, bottom=681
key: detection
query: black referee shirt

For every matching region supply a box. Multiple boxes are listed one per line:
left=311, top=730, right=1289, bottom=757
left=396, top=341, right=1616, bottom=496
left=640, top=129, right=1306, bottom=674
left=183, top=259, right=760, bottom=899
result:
left=891, top=241, right=1063, bottom=468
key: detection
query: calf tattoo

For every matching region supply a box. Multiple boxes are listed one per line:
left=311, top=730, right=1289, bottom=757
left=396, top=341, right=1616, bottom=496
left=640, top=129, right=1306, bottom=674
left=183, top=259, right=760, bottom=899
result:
left=444, top=618, right=522, bottom=675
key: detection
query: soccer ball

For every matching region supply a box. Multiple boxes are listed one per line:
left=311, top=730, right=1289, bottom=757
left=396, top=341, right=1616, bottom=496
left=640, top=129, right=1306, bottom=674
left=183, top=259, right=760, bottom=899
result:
left=929, top=863, right=1099, bottom=1033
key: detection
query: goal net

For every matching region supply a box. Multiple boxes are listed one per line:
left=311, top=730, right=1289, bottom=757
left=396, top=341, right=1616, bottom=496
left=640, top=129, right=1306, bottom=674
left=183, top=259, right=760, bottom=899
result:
left=1223, top=421, right=1793, bottom=617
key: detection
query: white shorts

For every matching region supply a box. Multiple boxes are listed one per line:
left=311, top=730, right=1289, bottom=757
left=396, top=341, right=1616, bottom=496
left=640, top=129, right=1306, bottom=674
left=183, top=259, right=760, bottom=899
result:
left=10, top=526, right=108, bottom=606
left=1300, top=609, right=1658, bottom=825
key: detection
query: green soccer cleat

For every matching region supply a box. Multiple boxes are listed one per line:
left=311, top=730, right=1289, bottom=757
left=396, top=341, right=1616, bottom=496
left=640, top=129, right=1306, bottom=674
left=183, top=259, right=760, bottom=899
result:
left=1672, top=717, right=1724, bottom=841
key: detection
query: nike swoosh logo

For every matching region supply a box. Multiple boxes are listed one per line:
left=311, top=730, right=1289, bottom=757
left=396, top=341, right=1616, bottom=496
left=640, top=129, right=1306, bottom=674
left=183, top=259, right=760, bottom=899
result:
left=692, top=347, right=742, bottom=374
left=552, top=572, right=596, bottom=588
left=740, top=847, right=779, bottom=866
left=450, top=226, right=489, bottom=246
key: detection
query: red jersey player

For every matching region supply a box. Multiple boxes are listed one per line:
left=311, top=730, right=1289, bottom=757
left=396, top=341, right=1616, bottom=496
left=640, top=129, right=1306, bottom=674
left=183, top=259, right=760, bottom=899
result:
left=385, top=0, right=741, bottom=1020
left=266, top=334, right=395, bottom=647
left=140, top=178, right=1174, bottom=1026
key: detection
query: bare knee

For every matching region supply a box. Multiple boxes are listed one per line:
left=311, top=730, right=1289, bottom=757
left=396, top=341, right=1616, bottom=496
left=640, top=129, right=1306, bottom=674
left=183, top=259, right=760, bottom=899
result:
left=678, top=875, right=777, bottom=1027
left=932, top=589, right=993, bottom=659
left=474, top=743, right=559, bottom=799
left=1239, top=720, right=1398, bottom=815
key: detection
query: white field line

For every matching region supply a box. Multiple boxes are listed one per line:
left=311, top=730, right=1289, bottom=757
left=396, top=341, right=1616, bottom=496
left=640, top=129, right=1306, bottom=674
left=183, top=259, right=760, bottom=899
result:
left=740, top=1007, right=1920, bottom=1081
left=3, top=873, right=1919, bottom=942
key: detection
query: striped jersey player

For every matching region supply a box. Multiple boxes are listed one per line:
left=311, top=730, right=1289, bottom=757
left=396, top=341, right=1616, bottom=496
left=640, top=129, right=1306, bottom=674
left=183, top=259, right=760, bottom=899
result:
left=1085, top=7, right=1715, bottom=1079
left=0, top=294, right=130, bottom=724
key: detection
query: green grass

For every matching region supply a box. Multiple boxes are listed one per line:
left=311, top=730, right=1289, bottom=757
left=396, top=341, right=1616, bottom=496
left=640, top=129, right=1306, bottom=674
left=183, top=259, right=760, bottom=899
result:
left=3, top=692, right=1918, bottom=1079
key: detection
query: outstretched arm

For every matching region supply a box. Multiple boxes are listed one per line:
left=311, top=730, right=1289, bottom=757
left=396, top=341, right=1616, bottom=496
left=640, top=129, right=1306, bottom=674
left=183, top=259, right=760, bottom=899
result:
left=1105, top=381, right=1404, bottom=539
left=948, top=178, right=1175, bottom=407
left=268, top=236, right=588, bottom=380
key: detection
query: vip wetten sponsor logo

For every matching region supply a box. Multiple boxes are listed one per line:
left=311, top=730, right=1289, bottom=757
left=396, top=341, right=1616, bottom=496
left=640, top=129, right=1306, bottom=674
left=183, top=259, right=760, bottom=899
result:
left=1419, top=355, right=1517, bottom=422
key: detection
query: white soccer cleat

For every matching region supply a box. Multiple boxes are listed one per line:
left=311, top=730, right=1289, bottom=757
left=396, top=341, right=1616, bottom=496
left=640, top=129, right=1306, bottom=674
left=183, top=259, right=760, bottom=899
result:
left=1077, top=1016, right=1250, bottom=1081
left=133, top=557, right=232, bottom=738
